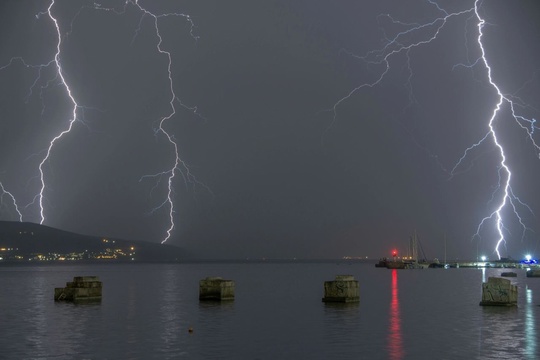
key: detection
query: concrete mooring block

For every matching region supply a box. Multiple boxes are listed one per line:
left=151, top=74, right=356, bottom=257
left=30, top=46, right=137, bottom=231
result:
left=54, top=276, right=102, bottom=302
left=479, top=277, right=517, bottom=306
left=199, top=277, right=235, bottom=301
left=526, top=269, right=540, bottom=277
left=322, top=275, right=359, bottom=303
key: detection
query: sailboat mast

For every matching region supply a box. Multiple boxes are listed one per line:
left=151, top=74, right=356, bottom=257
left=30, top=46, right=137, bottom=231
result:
left=444, top=234, right=447, bottom=266
left=416, top=231, right=419, bottom=263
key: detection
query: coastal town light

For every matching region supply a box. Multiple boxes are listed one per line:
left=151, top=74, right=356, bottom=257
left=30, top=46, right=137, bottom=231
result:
left=480, top=256, right=487, bottom=262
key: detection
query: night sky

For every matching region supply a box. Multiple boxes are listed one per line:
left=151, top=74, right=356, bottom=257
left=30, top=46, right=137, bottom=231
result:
left=1, top=0, right=539, bottom=260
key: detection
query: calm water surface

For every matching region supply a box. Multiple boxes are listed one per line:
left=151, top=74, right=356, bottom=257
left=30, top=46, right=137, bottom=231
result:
left=0, top=262, right=539, bottom=359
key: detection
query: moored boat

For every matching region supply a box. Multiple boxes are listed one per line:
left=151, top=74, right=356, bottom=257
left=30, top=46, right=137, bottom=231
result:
left=375, top=258, right=388, bottom=268
left=386, top=261, right=406, bottom=269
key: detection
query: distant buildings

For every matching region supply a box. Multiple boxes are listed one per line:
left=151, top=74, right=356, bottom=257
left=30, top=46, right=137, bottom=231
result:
left=0, top=238, right=136, bottom=262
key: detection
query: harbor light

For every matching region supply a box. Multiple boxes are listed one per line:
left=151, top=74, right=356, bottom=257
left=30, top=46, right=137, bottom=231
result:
left=480, top=256, right=487, bottom=262
left=521, top=254, right=537, bottom=265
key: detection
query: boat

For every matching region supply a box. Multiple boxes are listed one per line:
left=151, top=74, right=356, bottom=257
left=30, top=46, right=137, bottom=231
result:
left=403, top=231, right=429, bottom=269
left=375, top=258, right=388, bottom=268
left=375, top=250, right=407, bottom=269
left=376, top=235, right=432, bottom=269
left=386, top=260, right=406, bottom=269
left=374, top=257, right=406, bottom=269
left=428, top=259, right=445, bottom=268
left=403, top=259, right=429, bottom=269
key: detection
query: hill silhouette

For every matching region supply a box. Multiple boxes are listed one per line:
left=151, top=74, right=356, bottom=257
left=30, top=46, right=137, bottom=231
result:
left=0, top=221, right=186, bottom=262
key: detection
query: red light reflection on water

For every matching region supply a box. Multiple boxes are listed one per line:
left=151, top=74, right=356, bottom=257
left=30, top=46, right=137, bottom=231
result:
left=388, top=269, right=404, bottom=360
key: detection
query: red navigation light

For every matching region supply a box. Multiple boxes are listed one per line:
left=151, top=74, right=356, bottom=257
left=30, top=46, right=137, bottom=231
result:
left=392, top=249, right=398, bottom=257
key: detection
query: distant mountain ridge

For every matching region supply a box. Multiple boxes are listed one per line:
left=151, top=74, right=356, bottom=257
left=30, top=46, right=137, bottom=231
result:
left=0, top=221, right=186, bottom=262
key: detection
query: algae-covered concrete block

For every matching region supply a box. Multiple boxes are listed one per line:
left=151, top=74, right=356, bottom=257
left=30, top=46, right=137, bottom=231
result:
left=479, top=277, right=517, bottom=306
left=322, top=275, right=359, bottom=303
left=526, top=269, right=540, bottom=277
left=54, top=276, right=102, bottom=302
left=199, top=277, right=235, bottom=301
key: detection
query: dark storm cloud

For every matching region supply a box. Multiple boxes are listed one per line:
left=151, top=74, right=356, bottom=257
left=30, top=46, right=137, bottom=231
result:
left=1, top=0, right=539, bottom=259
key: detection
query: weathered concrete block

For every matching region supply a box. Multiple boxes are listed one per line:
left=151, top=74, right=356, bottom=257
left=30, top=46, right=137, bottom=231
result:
left=526, top=269, right=540, bottom=277
left=55, top=276, right=102, bottom=302
left=322, top=275, right=359, bottom=303
left=479, top=277, right=517, bottom=306
left=199, top=277, right=235, bottom=301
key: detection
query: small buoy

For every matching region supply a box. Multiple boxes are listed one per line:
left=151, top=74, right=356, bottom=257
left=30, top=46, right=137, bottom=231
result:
left=188, top=327, right=194, bottom=333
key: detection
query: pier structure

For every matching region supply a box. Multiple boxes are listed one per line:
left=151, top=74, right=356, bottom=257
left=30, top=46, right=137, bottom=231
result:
left=199, top=277, right=235, bottom=301
left=54, top=276, right=102, bottom=302
left=322, top=275, right=360, bottom=303
left=479, top=277, right=517, bottom=306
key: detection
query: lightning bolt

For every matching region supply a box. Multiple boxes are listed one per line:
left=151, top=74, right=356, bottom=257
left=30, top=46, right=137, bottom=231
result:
left=2, top=2, right=96, bottom=225
left=0, top=1, right=210, bottom=244
left=35, top=1, right=80, bottom=225
left=469, top=1, right=538, bottom=259
left=330, top=1, right=538, bottom=259
left=0, top=3, right=85, bottom=225
left=329, top=6, right=475, bottom=130
left=112, top=1, right=210, bottom=244
left=0, top=182, right=23, bottom=222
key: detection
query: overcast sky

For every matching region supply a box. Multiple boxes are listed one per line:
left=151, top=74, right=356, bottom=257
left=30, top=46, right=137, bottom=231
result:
left=1, top=0, right=539, bottom=260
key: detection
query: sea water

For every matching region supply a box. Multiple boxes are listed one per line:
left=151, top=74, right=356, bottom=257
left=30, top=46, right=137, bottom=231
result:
left=0, top=261, right=538, bottom=359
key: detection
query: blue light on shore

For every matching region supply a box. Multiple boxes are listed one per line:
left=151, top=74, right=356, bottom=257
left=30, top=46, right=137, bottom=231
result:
left=521, top=254, right=538, bottom=265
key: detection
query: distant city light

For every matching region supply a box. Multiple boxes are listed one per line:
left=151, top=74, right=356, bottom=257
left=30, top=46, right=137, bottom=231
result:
left=480, top=256, right=487, bottom=262
left=525, top=254, right=532, bottom=261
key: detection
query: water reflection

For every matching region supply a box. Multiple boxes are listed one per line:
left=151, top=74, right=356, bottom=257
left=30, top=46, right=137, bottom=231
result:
left=478, top=305, right=520, bottom=359
left=196, top=300, right=236, bottom=357
left=525, top=286, right=536, bottom=359
left=321, top=299, right=361, bottom=357
left=159, top=268, right=182, bottom=346
left=388, top=269, right=403, bottom=360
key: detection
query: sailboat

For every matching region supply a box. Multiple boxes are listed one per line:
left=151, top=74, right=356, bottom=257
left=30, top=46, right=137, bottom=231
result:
left=427, top=234, right=449, bottom=268
left=403, top=231, right=430, bottom=269
left=375, top=250, right=406, bottom=269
